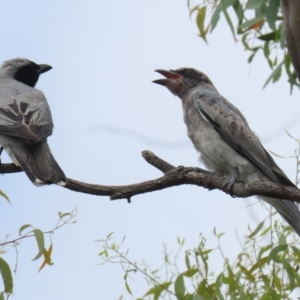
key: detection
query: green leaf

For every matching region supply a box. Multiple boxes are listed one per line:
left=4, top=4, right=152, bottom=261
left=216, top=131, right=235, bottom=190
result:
left=189, top=5, right=200, bottom=18
left=144, top=282, right=172, bottom=300
left=32, top=229, right=45, bottom=261
left=279, top=21, right=285, bottom=49
left=272, top=63, right=282, bottom=82
left=0, top=190, right=10, bottom=204
left=0, top=292, right=4, bottom=300
left=247, top=49, right=258, bottom=63
left=258, top=31, right=277, bottom=41
left=106, top=232, right=115, bottom=239
left=241, top=33, right=251, bottom=50
left=265, top=0, right=280, bottom=30
left=263, top=60, right=284, bottom=88
left=258, top=244, right=272, bottom=262
left=246, top=0, right=263, bottom=9
left=259, top=226, right=270, bottom=237
left=210, top=0, right=236, bottom=32
left=196, top=279, right=206, bottom=295
left=214, top=274, right=225, bottom=299
left=196, top=6, right=208, bottom=43
left=125, top=281, right=132, bottom=295
left=278, top=233, right=287, bottom=245
left=174, top=274, right=185, bottom=300
left=263, top=42, right=273, bottom=68
left=223, top=8, right=236, bottom=41
left=238, top=263, right=255, bottom=281
left=238, top=16, right=264, bottom=29
left=227, top=266, right=240, bottom=293
left=248, top=219, right=265, bottom=238
left=0, top=257, right=13, bottom=294
left=249, top=256, right=268, bottom=273
left=184, top=269, right=198, bottom=277
left=284, top=52, right=292, bottom=76
left=284, top=263, right=296, bottom=291
left=291, top=246, right=300, bottom=260
left=58, top=212, right=71, bottom=219
left=19, top=224, right=32, bottom=236
left=222, top=0, right=236, bottom=8
left=185, top=252, right=191, bottom=270
left=232, top=1, right=243, bottom=24
left=210, top=3, right=222, bottom=31
left=98, top=249, right=108, bottom=257
left=267, top=244, right=288, bottom=264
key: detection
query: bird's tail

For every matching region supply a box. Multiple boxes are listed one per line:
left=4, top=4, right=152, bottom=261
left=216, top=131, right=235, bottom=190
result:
left=262, top=196, right=300, bottom=237
left=7, top=139, right=66, bottom=185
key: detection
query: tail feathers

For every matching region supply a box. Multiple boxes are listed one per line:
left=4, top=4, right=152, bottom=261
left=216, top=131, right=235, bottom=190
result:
left=262, top=196, right=300, bottom=237
left=8, top=140, right=66, bottom=185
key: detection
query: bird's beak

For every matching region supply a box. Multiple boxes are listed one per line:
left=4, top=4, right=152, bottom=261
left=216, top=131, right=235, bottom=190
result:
left=38, top=64, right=52, bottom=74
left=152, top=69, right=182, bottom=86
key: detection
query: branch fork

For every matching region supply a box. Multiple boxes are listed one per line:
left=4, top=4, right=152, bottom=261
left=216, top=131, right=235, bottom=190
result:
left=1, top=150, right=300, bottom=203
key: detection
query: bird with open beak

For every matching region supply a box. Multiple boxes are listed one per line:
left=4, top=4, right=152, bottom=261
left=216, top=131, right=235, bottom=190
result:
left=153, top=68, right=300, bottom=236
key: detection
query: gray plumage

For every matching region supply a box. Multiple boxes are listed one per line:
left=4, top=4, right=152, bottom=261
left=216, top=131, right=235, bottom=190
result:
left=153, top=67, right=300, bottom=236
left=0, top=58, right=66, bottom=185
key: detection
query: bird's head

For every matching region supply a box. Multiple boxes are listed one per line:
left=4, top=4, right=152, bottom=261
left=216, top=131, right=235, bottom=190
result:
left=153, top=68, right=213, bottom=98
left=1, top=58, right=52, bottom=87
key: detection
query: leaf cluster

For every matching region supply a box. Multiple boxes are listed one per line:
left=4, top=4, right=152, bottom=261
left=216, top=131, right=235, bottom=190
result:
left=188, top=0, right=299, bottom=92
left=98, top=217, right=300, bottom=299
left=0, top=210, right=77, bottom=299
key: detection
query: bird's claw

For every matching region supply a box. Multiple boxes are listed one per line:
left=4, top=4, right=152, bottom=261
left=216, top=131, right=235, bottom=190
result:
left=222, top=168, right=242, bottom=198
left=175, top=166, right=204, bottom=174
left=222, top=179, right=237, bottom=198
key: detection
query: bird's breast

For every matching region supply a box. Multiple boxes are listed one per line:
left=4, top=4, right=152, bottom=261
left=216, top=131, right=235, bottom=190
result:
left=182, top=99, right=257, bottom=181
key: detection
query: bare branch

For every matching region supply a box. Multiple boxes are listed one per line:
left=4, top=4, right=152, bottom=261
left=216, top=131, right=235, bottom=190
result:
left=1, top=151, right=300, bottom=203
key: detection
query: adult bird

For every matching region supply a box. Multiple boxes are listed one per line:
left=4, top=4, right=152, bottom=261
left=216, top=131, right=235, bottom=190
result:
left=0, top=58, right=66, bottom=185
left=153, top=67, right=300, bottom=236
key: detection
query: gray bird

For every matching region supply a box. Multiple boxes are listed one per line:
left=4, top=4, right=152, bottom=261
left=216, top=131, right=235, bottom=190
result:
left=0, top=58, right=66, bottom=185
left=153, top=68, right=300, bottom=236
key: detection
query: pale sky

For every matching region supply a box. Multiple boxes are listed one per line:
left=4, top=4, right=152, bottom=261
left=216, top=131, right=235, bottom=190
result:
left=0, top=1, right=299, bottom=299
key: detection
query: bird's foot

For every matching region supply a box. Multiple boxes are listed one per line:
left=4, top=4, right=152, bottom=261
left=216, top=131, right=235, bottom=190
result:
left=222, top=168, right=241, bottom=198
left=173, top=165, right=213, bottom=175
left=213, top=171, right=223, bottom=177
left=223, top=178, right=236, bottom=198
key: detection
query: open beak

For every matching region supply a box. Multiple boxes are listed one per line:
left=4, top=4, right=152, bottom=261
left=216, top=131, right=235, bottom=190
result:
left=152, top=69, right=182, bottom=86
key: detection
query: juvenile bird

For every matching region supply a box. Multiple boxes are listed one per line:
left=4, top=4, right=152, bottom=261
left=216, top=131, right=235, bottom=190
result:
left=153, top=68, right=300, bottom=236
left=0, top=58, right=66, bottom=185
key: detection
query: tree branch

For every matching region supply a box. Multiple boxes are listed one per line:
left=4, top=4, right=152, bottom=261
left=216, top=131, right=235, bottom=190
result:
left=281, top=0, right=300, bottom=82
left=1, top=150, right=300, bottom=203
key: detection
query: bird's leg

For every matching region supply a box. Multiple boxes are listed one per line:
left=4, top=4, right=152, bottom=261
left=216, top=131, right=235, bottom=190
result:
left=223, top=168, right=240, bottom=198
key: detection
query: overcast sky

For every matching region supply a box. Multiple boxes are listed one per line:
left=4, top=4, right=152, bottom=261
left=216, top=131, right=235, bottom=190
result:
left=0, top=1, right=299, bottom=299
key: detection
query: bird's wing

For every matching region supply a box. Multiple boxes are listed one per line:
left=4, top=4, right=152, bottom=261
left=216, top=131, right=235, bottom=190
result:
left=0, top=90, right=53, bottom=143
left=193, top=89, right=295, bottom=187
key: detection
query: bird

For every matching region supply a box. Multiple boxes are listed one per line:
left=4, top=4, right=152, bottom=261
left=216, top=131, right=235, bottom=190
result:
left=153, top=67, right=300, bottom=236
left=0, top=58, right=66, bottom=186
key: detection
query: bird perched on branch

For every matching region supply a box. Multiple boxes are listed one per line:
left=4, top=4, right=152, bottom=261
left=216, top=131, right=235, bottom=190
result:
left=0, top=58, right=66, bottom=185
left=153, top=67, right=300, bottom=236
